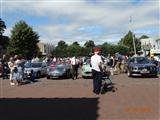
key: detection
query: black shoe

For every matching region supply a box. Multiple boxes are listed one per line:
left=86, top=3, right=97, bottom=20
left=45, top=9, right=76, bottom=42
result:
left=100, top=88, right=106, bottom=94
left=93, top=90, right=100, bottom=95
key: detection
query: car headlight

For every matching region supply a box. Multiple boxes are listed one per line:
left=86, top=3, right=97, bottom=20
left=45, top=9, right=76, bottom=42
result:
left=25, top=70, right=31, bottom=73
left=47, top=68, right=50, bottom=72
left=62, top=68, right=66, bottom=72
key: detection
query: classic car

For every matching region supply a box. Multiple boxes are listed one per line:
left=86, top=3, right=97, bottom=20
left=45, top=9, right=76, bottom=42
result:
left=81, top=59, right=92, bottom=78
left=126, top=56, right=157, bottom=77
left=46, top=63, right=72, bottom=79
left=24, top=62, right=47, bottom=78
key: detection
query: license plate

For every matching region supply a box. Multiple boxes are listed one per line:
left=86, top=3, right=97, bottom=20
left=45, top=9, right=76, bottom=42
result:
left=53, top=73, right=58, bottom=76
left=141, top=69, right=149, bottom=73
left=27, top=71, right=31, bottom=74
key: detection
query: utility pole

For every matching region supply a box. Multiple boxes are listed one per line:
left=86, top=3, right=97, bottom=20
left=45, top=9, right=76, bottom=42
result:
left=130, top=16, right=137, bottom=55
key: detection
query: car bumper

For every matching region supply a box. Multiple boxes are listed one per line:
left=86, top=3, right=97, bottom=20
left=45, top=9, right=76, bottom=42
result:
left=82, top=72, right=92, bottom=77
left=131, top=70, right=157, bottom=76
left=48, top=73, right=66, bottom=78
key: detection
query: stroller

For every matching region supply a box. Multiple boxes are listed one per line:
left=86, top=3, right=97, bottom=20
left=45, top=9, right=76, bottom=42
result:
left=100, top=65, right=117, bottom=94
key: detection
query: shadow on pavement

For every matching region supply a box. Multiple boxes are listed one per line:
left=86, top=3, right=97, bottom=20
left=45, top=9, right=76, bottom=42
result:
left=0, top=98, right=99, bottom=120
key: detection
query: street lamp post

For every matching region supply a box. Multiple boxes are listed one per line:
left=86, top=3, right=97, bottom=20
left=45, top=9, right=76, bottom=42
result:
left=130, top=16, right=137, bottom=55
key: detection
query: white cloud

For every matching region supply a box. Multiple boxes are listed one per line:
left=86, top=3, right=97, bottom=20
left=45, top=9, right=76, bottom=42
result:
left=2, top=0, right=159, bottom=45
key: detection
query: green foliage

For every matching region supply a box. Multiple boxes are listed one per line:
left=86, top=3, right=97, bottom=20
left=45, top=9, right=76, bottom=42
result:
left=67, top=44, right=81, bottom=57
left=118, top=30, right=141, bottom=52
left=0, top=18, right=6, bottom=36
left=99, top=43, right=129, bottom=56
left=0, top=36, right=9, bottom=49
left=84, top=40, right=95, bottom=48
left=0, top=18, right=9, bottom=55
left=7, top=20, right=39, bottom=57
left=72, top=41, right=80, bottom=46
left=51, top=39, right=130, bottom=57
left=99, top=42, right=109, bottom=56
left=52, top=40, right=68, bottom=57
left=83, top=40, right=95, bottom=54
left=116, top=45, right=130, bottom=55
left=58, top=40, right=68, bottom=48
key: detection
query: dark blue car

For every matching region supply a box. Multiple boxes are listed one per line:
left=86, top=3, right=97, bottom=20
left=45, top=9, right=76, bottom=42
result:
left=126, top=56, right=157, bottom=77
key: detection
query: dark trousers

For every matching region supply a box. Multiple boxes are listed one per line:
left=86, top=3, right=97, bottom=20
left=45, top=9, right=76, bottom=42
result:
left=2, top=68, right=9, bottom=79
left=29, top=71, right=35, bottom=82
left=72, top=65, right=78, bottom=79
left=92, top=69, right=102, bottom=93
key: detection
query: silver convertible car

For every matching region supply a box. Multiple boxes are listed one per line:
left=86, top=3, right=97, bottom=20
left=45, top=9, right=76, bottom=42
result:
left=24, top=62, right=47, bottom=78
left=46, top=63, right=72, bottom=79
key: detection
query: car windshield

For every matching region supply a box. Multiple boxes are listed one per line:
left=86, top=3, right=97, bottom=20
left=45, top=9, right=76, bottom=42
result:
left=135, top=57, right=150, bottom=64
left=24, top=61, right=32, bottom=68
left=32, top=63, right=42, bottom=68
left=50, top=66, right=65, bottom=71
left=84, top=59, right=91, bottom=64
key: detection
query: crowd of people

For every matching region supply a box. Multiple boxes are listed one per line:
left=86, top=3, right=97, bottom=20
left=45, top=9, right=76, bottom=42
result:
left=0, top=55, right=25, bottom=85
left=90, top=48, right=160, bottom=95
left=0, top=51, right=159, bottom=93
left=0, top=54, right=83, bottom=86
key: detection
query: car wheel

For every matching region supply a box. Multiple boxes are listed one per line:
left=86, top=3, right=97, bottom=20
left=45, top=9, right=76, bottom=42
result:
left=46, top=75, right=50, bottom=79
left=127, top=70, right=131, bottom=77
left=66, top=72, right=69, bottom=78
left=36, top=71, right=41, bottom=78
left=82, top=76, right=86, bottom=79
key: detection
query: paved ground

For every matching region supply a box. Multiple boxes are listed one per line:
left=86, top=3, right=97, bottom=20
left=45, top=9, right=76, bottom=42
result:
left=0, top=74, right=159, bottom=120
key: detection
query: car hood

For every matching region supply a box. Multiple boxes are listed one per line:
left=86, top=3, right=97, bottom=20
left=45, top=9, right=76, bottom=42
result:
left=25, top=67, right=41, bottom=72
left=49, top=69, right=65, bottom=74
left=82, top=64, right=92, bottom=71
left=130, top=63, right=156, bottom=67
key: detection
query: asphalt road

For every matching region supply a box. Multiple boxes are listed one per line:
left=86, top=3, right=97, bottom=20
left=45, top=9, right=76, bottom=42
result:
left=0, top=74, right=159, bottom=120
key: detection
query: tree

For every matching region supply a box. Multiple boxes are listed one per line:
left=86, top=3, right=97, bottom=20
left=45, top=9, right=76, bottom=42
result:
left=52, top=40, right=68, bottom=57
left=116, top=45, right=130, bottom=55
left=84, top=40, right=95, bottom=48
left=57, top=40, right=68, bottom=48
left=100, top=42, right=109, bottom=56
left=0, top=18, right=6, bottom=36
left=0, top=18, right=9, bottom=55
left=7, top=20, right=39, bottom=57
left=72, top=41, right=80, bottom=46
left=84, top=40, right=95, bottom=54
left=67, top=44, right=82, bottom=57
left=118, top=30, right=141, bottom=52
left=0, top=36, right=9, bottom=49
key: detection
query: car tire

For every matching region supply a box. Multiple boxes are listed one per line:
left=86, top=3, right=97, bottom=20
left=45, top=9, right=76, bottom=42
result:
left=36, top=71, right=41, bottom=78
left=82, top=76, right=86, bottom=79
left=46, top=75, right=50, bottom=79
left=66, top=72, right=70, bottom=78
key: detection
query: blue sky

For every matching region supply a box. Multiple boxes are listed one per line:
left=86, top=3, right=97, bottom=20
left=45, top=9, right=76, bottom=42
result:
left=1, top=0, right=159, bottom=46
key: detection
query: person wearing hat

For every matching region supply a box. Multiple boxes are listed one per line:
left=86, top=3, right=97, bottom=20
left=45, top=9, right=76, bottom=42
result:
left=91, top=47, right=103, bottom=94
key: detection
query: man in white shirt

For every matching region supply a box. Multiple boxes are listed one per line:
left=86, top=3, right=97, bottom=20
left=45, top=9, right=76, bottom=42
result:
left=91, top=47, right=103, bottom=94
left=70, top=56, right=79, bottom=80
